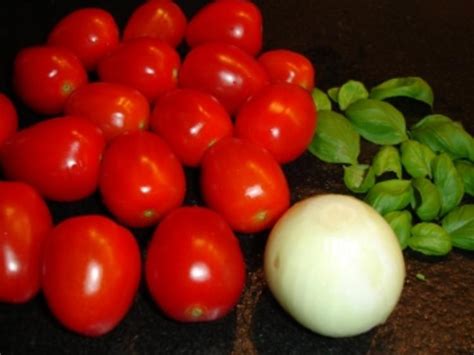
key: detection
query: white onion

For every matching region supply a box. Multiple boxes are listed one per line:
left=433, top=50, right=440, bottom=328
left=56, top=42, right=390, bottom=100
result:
left=264, top=194, right=405, bottom=337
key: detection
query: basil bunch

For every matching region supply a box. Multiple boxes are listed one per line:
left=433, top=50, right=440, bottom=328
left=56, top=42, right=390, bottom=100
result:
left=308, top=76, right=474, bottom=256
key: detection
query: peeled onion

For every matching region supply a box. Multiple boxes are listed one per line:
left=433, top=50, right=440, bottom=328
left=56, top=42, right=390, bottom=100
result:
left=264, top=194, right=405, bottom=337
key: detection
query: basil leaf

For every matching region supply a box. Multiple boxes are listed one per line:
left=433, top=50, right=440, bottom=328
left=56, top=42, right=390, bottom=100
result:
left=442, top=204, right=474, bottom=251
left=327, top=87, right=339, bottom=103
left=343, top=164, right=375, bottom=193
left=455, top=160, right=474, bottom=197
left=311, top=88, right=332, bottom=111
left=400, top=140, right=436, bottom=179
left=372, top=145, right=402, bottom=179
left=411, top=178, right=441, bottom=221
left=408, top=223, right=452, bottom=256
left=308, top=110, right=360, bottom=164
left=432, top=153, right=464, bottom=216
left=337, top=80, right=369, bottom=110
left=345, top=99, right=408, bottom=145
left=384, top=210, right=412, bottom=250
left=369, top=77, right=434, bottom=107
left=365, top=179, right=413, bottom=215
left=410, top=114, right=474, bottom=162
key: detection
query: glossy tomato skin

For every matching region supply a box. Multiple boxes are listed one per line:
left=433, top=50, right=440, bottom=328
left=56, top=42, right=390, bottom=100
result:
left=47, top=8, right=119, bottom=71
left=99, top=131, right=186, bottom=228
left=97, top=38, right=180, bottom=102
left=186, top=0, right=262, bottom=56
left=0, top=94, right=18, bottom=148
left=123, top=0, right=187, bottom=47
left=145, top=206, right=245, bottom=322
left=0, top=182, right=52, bottom=303
left=178, top=42, right=269, bottom=115
left=235, top=83, right=317, bottom=163
left=1, top=116, right=105, bottom=201
left=65, top=82, right=150, bottom=141
left=150, top=88, right=233, bottom=167
left=13, top=46, right=88, bottom=115
left=42, top=215, right=141, bottom=336
left=201, top=137, right=290, bottom=233
left=258, top=49, right=316, bottom=91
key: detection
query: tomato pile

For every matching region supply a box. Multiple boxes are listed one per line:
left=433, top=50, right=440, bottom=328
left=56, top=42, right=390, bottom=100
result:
left=0, top=0, right=317, bottom=336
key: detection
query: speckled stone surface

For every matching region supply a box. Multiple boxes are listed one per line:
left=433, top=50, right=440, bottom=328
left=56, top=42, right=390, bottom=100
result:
left=0, top=0, right=473, bottom=354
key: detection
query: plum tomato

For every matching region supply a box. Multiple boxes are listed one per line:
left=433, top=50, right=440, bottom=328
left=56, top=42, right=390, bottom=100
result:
left=99, top=131, right=186, bottom=228
left=186, top=0, right=262, bottom=56
left=145, top=206, right=245, bottom=322
left=47, top=8, right=120, bottom=71
left=0, top=116, right=105, bottom=201
left=150, top=88, right=233, bottom=167
left=234, top=83, right=317, bottom=163
left=65, top=82, right=150, bottom=141
left=0, top=181, right=52, bottom=303
left=97, top=38, right=180, bottom=102
left=178, top=42, right=269, bottom=115
left=0, top=93, right=18, bottom=148
left=123, top=0, right=187, bottom=48
left=42, top=215, right=141, bottom=336
left=258, top=49, right=316, bottom=91
left=201, top=137, right=290, bottom=233
left=13, top=45, right=88, bottom=115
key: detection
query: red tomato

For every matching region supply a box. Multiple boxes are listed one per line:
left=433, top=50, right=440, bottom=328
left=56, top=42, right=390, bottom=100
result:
left=258, top=49, right=316, bottom=91
left=179, top=42, right=269, bottom=115
left=201, top=137, right=290, bottom=233
left=0, top=94, right=18, bottom=148
left=97, top=38, right=180, bottom=102
left=150, top=88, right=233, bottom=167
left=0, top=182, right=52, bottom=303
left=1, top=116, right=105, bottom=201
left=186, top=0, right=262, bottom=56
left=64, top=82, right=150, bottom=141
left=13, top=46, right=88, bottom=115
left=99, top=131, right=186, bottom=228
left=145, top=206, right=245, bottom=322
left=234, top=83, right=317, bottom=163
left=42, top=215, right=141, bottom=336
left=47, top=8, right=119, bottom=71
left=123, top=0, right=187, bottom=48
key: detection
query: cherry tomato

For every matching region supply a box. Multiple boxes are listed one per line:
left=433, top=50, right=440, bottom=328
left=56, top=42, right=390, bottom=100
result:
left=99, top=131, right=186, bottom=228
left=0, top=93, right=18, bottom=148
left=1, top=116, right=105, bottom=201
left=123, top=0, right=187, bottom=48
left=13, top=46, right=88, bottom=115
left=47, top=8, right=119, bottom=71
left=42, top=215, right=141, bottom=336
left=201, top=137, right=290, bottom=233
left=234, top=83, right=317, bottom=163
left=145, top=206, right=245, bottom=322
left=97, top=38, right=180, bottom=102
left=64, top=82, right=150, bottom=141
left=0, top=181, right=52, bottom=303
left=179, top=42, right=269, bottom=115
left=186, top=0, right=262, bottom=56
left=150, top=88, right=233, bottom=167
left=258, top=49, right=316, bottom=91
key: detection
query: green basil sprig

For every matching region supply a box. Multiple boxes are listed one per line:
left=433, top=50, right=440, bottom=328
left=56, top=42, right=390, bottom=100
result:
left=345, top=99, right=408, bottom=145
left=408, top=223, right=452, bottom=256
left=337, top=80, right=369, bottom=110
left=372, top=145, right=402, bottom=179
left=384, top=210, right=412, bottom=249
left=411, top=178, right=441, bottom=221
left=311, top=88, right=332, bottom=111
left=455, top=160, right=474, bottom=197
left=343, top=164, right=375, bottom=193
left=441, top=204, right=474, bottom=251
left=432, top=153, right=464, bottom=216
left=307, top=110, right=360, bottom=164
left=400, top=140, right=436, bottom=179
left=365, top=179, right=413, bottom=215
left=369, top=77, right=434, bottom=107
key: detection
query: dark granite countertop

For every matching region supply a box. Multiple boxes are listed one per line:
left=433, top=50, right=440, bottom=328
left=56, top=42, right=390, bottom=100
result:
left=0, top=0, right=473, bottom=354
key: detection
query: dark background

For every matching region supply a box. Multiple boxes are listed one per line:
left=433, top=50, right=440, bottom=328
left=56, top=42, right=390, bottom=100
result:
left=0, top=0, right=473, bottom=354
